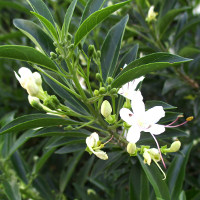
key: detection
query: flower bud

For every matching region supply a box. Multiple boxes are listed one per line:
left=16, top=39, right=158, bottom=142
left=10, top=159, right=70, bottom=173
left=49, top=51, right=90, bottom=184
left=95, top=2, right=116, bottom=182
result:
left=96, top=73, right=103, bottom=82
left=88, top=45, right=95, bottom=58
left=143, top=150, right=152, bottom=165
left=148, top=148, right=160, bottom=162
left=106, top=77, right=114, bottom=85
left=96, top=50, right=101, bottom=59
left=101, top=100, right=112, bottom=118
left=94, top=89, right=99, bottom=96
left=50, top=52, right=57, bottom=59
left=127, top=143, right=136, bottom=155
left=28, top=95, right=43, bottom=111
left=169, top=141, right=181, bottom=152
left=110, top=88, right=117, bottom=94
left=43, top=95, right=60, bottom=110
left=33, top=72, right=42, bottom=86
left=146, top=6, right=158, bottom=23
left=99, top=87, right=106, bottom=94
left=26, top=81, right=39, bottom=97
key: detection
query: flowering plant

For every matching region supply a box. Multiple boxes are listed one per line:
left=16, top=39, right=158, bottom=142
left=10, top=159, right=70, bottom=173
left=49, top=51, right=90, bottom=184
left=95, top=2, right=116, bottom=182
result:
left=0, top=0, right=197, bottom=199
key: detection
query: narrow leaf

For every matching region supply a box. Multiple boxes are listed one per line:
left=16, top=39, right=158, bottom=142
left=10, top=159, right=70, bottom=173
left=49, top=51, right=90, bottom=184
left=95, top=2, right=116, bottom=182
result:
left=26, top=0, right=55, bottom=26
left=0, top=114, right=79, bottom=135
left=0, top=45, right=57, bottom=71
left=101, top=15, right=129, bottom=81
left=61, top=0, right=77, bottom=40
left=13, top=19, right=55, bottom=55
left=74, top=0, right=131, bottom=46
left=31, top=12, right=58, bottom=41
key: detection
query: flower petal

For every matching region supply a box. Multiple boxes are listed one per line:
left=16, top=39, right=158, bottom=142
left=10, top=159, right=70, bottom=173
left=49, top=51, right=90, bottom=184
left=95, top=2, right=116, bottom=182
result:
left=147, top=124, right=165, bottom=135
left=94, top=150, right=108, bottom=160
left=126, top=125, right=141, bottom=143
left=131, top=91, right=145, bottom=114
left=145, top=106, right=165, bottom=124
left=120, top=108, right=134, bottom=125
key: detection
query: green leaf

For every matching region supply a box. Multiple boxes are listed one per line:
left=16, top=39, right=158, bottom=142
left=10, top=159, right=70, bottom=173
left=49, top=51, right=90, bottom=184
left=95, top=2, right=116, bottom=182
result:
left=33, top=147, right=56, bottom=174
left=0, top=1, right=29, bottom=14
left=13, top=19, right=55, bottom=55
left=138, top=155, right=171, bottom=200
left=26, top=0, right=55, bottom=26
left=111, top=53, right=192, bottom=88
left=174, top=17, right=200, bottom=42
left=158, top=7, right=190, bottom=39
left=0, top=114, right=79, bottom=135
left=166, top=143, right=193, bottom=200
left=0, top=45, right=58, bottom=71
left=179, top=46, right=200, bottom=58
left=55, top=143, right=85, bottom=154
left=74, top=0, right=131, bottom=46
left=31, top=12, right=58, bottom=41
left=61, top=0, right=77, bottom=41
left=101, top=15, right=129, bottom=82
left=59, top=151, right=83, bottom=192
left=80, top=0, right=105, bottom=24
left=145, top=100, right=177, bottom=110
left=3, top=180, right=21, bottom=200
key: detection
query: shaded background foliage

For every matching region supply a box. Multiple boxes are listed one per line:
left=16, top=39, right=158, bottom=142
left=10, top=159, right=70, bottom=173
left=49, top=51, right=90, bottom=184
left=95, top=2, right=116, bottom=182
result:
left=0, top=0, right=200, bottom=199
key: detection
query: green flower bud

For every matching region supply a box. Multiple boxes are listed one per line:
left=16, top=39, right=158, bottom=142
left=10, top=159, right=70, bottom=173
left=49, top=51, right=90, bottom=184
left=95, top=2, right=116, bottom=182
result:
left=57, top=55, right=63, bottom=62
left=96, top=50, right=101, bottom=59
left=107, top=85, right=111, bottom=91
left=28, top=96, right=43, bottom=111
left=169, top=141, right=181, bottom=152
left=96, top=73, right=103, bottom=82
left=127, top=143, right=136, bottom=155
left=106, top=77, right=114, bottom=85
left=50, top=52, right=57, bottom=59
left=101, top=100, right=112, bottom=118
left=64, top=125, right=73, bottom=130
left=94, top=89, right=99, bottom=96
left=110, top=88, right=117, bottom=94
left=88, top=45, right=95, bottom=58
left=123, top=122, right=131, bottom=129
left=43, top=95, right=60, bottom=110
left=105, top=114, right=116, bottom=124
left=99, top=87, right=106, bottom=94
left=53, top=41, right=58, bottom=47
left=55, top=48, right=60, bottom=54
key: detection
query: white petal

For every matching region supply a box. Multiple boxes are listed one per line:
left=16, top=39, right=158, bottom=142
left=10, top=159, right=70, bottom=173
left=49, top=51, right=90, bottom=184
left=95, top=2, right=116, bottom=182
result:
left=131, top=92, right=145, bottom=114
left=147, top=124, right=165, bottom=135
left=126, top=125, right=141, bottom=143
left=14, top=71, right=21, bottom=83
left=18, top=67, right=32, bottom=78
left=145, top=106, right=165, bottom=124
left=120, top=108, right=134, bottom=125
left=94, top=150, right=108, bottom=160
left=123, top=64, right=127, bottom=69
left=91, top=132, right=99, bottom=143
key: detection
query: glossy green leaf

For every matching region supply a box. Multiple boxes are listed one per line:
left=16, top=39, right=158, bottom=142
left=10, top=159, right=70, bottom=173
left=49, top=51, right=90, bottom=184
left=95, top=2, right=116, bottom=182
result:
left=26, top=0, right=55, bottom=26
left=59, top=151, right=83, bottom=192
left=3, top=180, right=21, bottom=200
left=11, top=152, right=28, bottom=184
left=0, top=114, right=79, bottom=135
left=74, top=0, right=131, bottom=46
left=55, top=143, right=85, bottom=154
left=8, top=130, right=35, bottom=157
left=166, top=143, right=193, bottom=200
left=61, top=0, right=77, bottom=40
left=145, top=100, right=177, bottom=110
left=174, top=17, right=200, bottom=42
left=33, top=147, right=56, bottom=174
left=158, top=7, right=190, bottom=39
left=112, top=53, right=192, bottom=88
left=179, top=46, right=200, bottom=58
left=80, top=0, right=104, bottom=24
left=101, top=15, right=129, bottom=81
left=138, top=155, right=171, bottom=200
left=0, top=45, right=58, bottom=71
left=13, top=19, right=55, bottom=55
left=31, top=12, right=58, bottom=41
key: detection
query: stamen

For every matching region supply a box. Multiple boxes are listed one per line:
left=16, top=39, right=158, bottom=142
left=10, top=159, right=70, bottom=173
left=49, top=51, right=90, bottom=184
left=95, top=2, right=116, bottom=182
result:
left=153, top=159, right=166, bottom=180
left=103, top=135, right=114, bottom=145
left=150, top=133, right=166, bottom=169
left=166, top=115, right=183, bottom=126
left=165, top=116, right=193, bottom=128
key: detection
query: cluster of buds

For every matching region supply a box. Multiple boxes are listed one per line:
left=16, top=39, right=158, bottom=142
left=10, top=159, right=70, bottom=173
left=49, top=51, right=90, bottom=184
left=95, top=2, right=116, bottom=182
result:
left=15, top=67, right=61, bottom=113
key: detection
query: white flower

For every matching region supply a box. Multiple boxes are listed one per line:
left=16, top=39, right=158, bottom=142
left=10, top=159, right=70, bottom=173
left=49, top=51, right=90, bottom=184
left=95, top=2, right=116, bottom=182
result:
left=146, top=6, right=158, bottom=22
left=118, top=64, right=144, bottom=100
left=14, top=67, right=42, bottom=97
left=143, top=148, right=161, bottom=165
left=120, top=93, right=165, bottom=143
left=86, top=132, right=108, bottom=160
